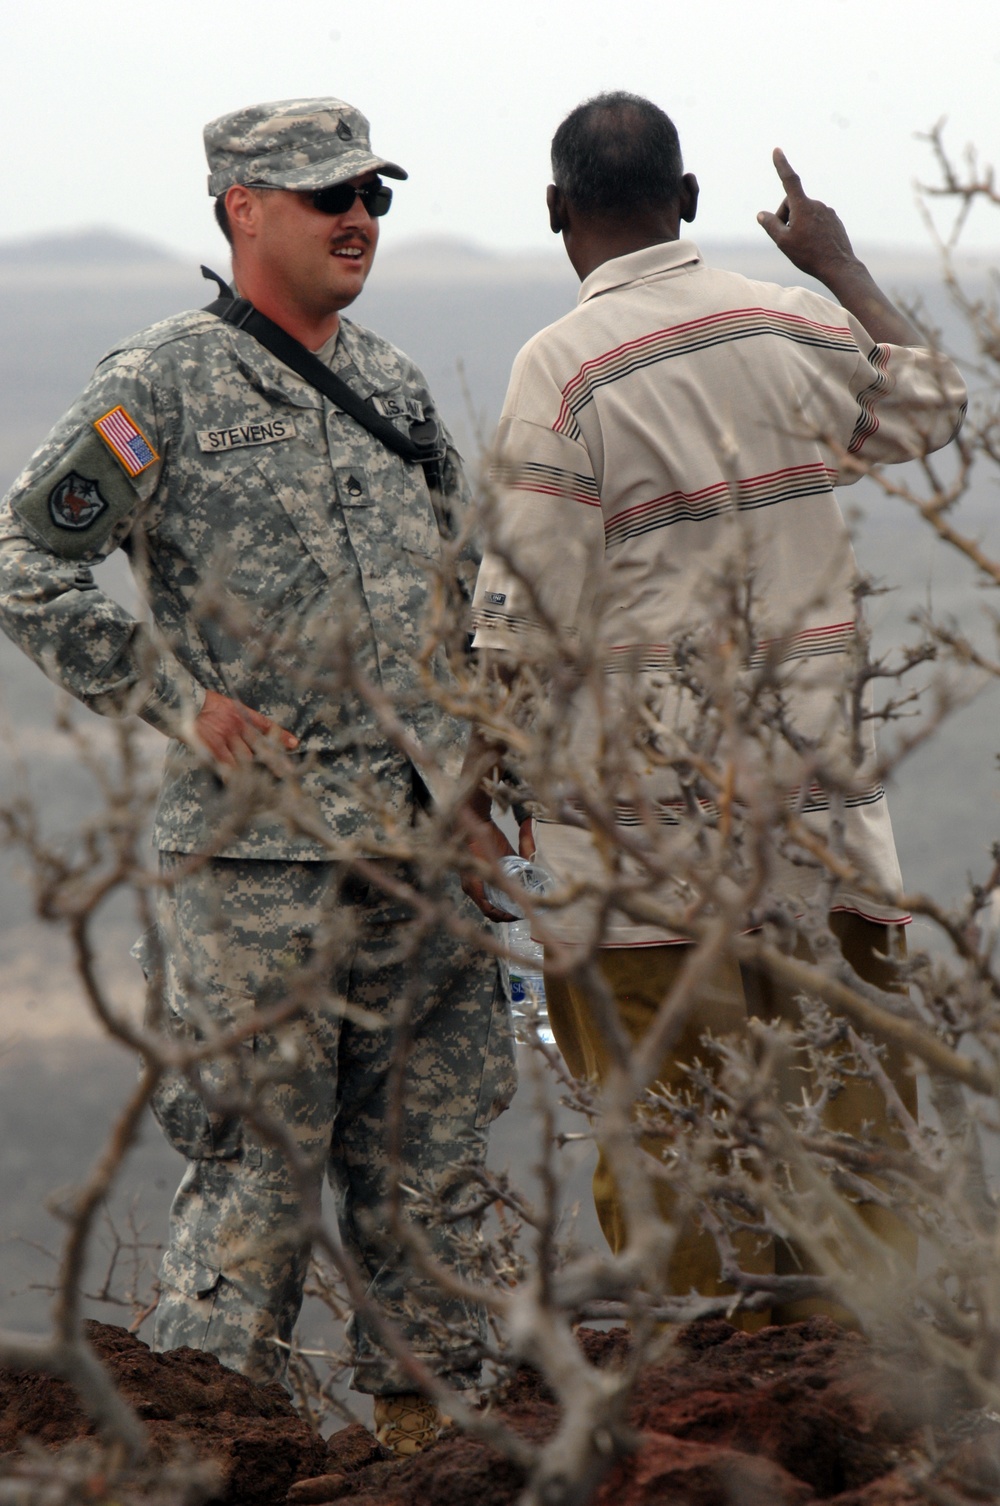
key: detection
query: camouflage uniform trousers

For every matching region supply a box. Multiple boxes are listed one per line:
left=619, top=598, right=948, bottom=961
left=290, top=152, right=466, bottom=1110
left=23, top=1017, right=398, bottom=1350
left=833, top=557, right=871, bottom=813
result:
left=143, top=854, right=513, bottom=1393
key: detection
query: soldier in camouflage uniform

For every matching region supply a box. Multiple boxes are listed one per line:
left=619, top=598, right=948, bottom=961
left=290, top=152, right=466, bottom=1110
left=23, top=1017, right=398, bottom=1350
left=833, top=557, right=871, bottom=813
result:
left=0, top=98, right=516, bottom=1451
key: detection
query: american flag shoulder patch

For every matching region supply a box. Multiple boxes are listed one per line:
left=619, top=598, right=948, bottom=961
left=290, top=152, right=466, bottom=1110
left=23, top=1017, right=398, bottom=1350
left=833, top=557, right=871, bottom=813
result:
left=93, top=406, right=159, bottom=478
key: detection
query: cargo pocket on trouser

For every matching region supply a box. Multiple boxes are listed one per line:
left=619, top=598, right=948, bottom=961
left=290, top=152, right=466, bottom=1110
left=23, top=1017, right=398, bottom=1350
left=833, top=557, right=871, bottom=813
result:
left=158, top=1245, right=222, bottom=1303
left=474, top=972, right=518, bottom=1128
left=133, top=924, right=261, bottom=1168
left=154, top=1171, right=311, bottom=1384
left=153, top=1239, right=224, bottom=1359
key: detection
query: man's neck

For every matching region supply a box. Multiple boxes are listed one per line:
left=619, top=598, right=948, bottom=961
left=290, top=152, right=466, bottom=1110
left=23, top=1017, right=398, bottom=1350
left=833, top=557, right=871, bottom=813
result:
left=567, top=222, right=680, bottom=284
left=232, top=268, right=340, bottom=350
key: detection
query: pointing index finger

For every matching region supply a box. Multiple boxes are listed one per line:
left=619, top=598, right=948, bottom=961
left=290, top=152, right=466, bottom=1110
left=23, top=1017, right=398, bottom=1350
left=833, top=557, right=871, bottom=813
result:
left=772, top=147, right=804, bottom=200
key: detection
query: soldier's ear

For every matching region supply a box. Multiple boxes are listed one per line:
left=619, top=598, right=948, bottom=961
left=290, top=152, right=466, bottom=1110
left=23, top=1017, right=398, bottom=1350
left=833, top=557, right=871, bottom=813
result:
left=226, top=184, right=259, bottom=240
left=547, top=184, right=566, bottom=235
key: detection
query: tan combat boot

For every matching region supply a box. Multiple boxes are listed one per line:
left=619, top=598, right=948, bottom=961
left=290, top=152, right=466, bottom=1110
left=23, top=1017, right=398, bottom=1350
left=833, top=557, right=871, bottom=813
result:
left=373, top=1393, right=448, bottom=1456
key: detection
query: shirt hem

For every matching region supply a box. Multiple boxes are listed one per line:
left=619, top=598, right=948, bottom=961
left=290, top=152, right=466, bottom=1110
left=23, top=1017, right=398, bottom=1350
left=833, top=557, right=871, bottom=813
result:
left=532, top=903, right=912, bottom=949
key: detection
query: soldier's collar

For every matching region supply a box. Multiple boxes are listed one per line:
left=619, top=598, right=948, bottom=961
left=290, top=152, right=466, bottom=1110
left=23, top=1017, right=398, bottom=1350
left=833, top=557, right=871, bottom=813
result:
left=333, top=318, right=393, bottom=401
left=219, top=311, right=398, bottom=410
left=222, top=323, right=326, bottom=410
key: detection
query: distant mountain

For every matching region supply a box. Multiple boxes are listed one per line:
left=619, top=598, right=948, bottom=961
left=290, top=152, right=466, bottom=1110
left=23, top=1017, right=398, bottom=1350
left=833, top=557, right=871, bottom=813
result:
left=0, top=227, right=181, bottom=268
left=2, top=224, right=992, bottom=281
left=376, top=234, right=575, bottom=284
left=379, top=234, right=499, bottom=263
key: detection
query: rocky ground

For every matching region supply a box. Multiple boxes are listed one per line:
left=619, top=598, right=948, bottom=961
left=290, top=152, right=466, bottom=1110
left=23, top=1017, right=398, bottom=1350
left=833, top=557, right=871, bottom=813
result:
left=2, top=1319, right=1000, bottom=1505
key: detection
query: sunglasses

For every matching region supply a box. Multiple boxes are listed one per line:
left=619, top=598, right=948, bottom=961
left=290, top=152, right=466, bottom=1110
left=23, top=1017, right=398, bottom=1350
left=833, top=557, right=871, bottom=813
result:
left=311, top=178, right=393, bottom=218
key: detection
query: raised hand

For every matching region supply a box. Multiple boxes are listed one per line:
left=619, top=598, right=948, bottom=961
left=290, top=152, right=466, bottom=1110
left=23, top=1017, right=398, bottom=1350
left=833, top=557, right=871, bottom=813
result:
left=757, top=148, right=857, bottom=284
left=756, top=148, right=921, bottom=346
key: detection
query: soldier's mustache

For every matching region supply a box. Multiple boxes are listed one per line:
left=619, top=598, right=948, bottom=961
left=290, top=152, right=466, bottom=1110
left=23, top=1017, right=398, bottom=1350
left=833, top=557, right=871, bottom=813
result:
left=329, top=230, right=370, bottom=249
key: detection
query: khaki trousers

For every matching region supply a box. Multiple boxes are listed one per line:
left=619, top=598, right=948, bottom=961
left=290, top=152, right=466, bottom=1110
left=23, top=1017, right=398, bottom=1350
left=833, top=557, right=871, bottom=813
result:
left=545, top=914, right=917, bottom=1329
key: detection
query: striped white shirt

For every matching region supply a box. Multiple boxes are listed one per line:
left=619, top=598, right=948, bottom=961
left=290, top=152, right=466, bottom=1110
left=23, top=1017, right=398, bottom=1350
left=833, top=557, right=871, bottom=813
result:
left=472, top=239, right=967, bottom=947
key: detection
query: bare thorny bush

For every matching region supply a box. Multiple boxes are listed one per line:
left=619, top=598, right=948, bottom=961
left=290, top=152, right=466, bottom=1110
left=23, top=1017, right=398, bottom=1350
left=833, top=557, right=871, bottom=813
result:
left=3, top=131, right=1000, bottom=1506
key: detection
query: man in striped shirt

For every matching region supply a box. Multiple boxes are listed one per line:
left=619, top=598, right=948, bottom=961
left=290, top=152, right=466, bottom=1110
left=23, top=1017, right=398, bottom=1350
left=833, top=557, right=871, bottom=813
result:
left=465, top=93, right=967, bottom=1323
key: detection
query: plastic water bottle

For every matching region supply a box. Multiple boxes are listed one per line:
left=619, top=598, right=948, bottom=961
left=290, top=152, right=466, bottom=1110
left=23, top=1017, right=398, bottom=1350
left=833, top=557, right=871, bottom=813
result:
left=483, top=854, right=551, bottom=919
left=486, top=857, right=554, bottom=1043
left=506, top=917, right=545, bottom=1002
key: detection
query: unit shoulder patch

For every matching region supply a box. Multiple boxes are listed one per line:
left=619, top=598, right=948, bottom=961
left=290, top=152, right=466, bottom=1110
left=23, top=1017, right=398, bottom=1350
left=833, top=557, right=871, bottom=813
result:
left=11, top=420, right=146, bottom=561
left=197, top=416, right=298, bottom=452
left=94, top=406, right=159, bottom=477
left=48, top=472, right=109, bottom=531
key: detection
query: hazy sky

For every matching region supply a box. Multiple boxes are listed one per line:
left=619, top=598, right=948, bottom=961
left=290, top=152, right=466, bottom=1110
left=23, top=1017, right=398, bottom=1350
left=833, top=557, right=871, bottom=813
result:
left=4, top=0, right=999, bottom=261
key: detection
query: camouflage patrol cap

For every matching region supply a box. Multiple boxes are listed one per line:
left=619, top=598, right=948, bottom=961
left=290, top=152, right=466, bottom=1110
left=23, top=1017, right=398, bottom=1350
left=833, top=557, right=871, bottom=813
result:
left=204, top=97, right=408, bottom=196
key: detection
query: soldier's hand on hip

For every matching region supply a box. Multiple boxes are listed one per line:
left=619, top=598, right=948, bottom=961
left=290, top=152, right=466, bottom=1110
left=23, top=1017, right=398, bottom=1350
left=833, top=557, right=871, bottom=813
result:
left=195, top=688, right=299, bottom=766
left=757, top=148, right=858, bottom=284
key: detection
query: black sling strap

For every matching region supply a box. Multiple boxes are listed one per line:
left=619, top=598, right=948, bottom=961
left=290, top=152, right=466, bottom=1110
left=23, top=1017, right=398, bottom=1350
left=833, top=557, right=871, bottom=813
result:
left=200, top=266, right=445, bottom=487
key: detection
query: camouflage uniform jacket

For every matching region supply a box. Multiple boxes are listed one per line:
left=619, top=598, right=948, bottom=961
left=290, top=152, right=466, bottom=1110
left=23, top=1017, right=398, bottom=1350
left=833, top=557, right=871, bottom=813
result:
left=0, top=309, right=472, bottom=858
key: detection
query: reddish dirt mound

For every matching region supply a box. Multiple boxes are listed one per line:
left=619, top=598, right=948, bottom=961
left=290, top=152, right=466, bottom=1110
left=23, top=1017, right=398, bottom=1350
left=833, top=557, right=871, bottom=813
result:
left=320, top=1320, right=1000, bottom=1506
left=0, top=1321, right=332, bottom=1506
left=1, top=1318, right=998, bottom=1505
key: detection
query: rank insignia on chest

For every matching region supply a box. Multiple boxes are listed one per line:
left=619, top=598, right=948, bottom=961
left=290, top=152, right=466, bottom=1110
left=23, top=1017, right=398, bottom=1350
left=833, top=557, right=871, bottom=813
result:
left=93, top=406, right=159, bottom=477
left=48, top=472, right=109, bottom=531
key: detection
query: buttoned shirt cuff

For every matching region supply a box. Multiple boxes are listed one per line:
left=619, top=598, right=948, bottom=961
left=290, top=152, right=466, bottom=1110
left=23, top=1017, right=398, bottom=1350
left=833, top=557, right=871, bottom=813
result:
left=137, top=661, right=206, bottom=739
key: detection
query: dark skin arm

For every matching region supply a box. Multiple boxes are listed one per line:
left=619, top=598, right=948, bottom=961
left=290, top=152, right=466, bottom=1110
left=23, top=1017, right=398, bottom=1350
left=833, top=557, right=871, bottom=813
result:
left=460, top=709, right=535, bottom=923
left=757, top=149, right=923, bottom=348
left=461, top=779, right=518, bottom=923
